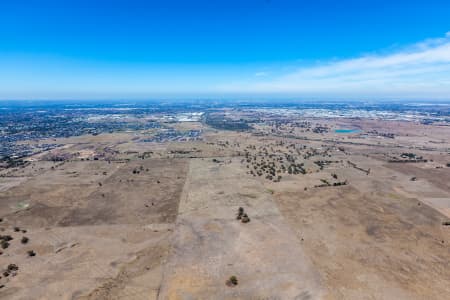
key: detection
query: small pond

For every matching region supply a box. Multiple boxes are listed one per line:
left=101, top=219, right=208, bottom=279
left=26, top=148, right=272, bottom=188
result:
left=334, top=129, right=361, bottom=134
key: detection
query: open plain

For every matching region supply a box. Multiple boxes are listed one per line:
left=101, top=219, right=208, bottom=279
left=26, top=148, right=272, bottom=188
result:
left=1, top=108, right=450, bottom=300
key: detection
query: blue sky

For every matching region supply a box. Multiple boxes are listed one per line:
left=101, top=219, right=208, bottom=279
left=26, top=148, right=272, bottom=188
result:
left=1, top=0, right=450, bottom=99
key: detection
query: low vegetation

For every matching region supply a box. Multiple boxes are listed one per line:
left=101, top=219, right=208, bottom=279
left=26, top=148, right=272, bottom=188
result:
left=226, top=275, right=238, bottom=286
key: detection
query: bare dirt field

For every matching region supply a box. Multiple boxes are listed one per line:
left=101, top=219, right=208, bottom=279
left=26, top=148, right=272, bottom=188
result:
left=159, top=158, right=324, bottom=299
left=1, top=118, right=450, bottom=299
left=0, top=154, right=188, bottom=299
left=273, top=173, right=450, bottom=299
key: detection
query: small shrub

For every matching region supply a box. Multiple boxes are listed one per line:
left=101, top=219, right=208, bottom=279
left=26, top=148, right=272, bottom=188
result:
left=236, top=207, right=244, bottom=220
left=7, top=264, right=18, bottom=272
left=226, top=275, right=238, bottom=286
left=0, top=235, right=12, bottom=242
left=1, top=241, right=9, bottom=249
left=241, top=214, right=250, bottom=223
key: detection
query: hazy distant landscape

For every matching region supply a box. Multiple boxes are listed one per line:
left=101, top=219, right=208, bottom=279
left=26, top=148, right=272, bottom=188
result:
left=1, top=100, right=449, bottom=161
left=0, top=99, right=449, bottom=299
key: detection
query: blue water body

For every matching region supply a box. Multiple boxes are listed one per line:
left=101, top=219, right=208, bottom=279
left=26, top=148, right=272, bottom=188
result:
left=334, top=129, right=361, bottom=134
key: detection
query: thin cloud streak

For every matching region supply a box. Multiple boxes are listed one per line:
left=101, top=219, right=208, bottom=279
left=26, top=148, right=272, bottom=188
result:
left=219, top=33, right=450, bottom=98
left=255, top=71, right=269, bottom=77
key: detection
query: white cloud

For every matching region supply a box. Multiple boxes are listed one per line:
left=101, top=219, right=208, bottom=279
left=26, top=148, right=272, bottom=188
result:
left=219, top=33, right=450, bottom=98
left=255, top=71, right=269, bottom=77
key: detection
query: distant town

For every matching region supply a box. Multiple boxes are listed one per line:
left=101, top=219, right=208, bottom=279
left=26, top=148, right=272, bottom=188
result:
left=1, top=100, right=449, bottom=162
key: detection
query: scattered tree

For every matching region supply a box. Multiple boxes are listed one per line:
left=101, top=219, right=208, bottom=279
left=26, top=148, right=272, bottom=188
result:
left=226, top=276, right=238, bottom=286
left=241, top=213, right=250, bottom=223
